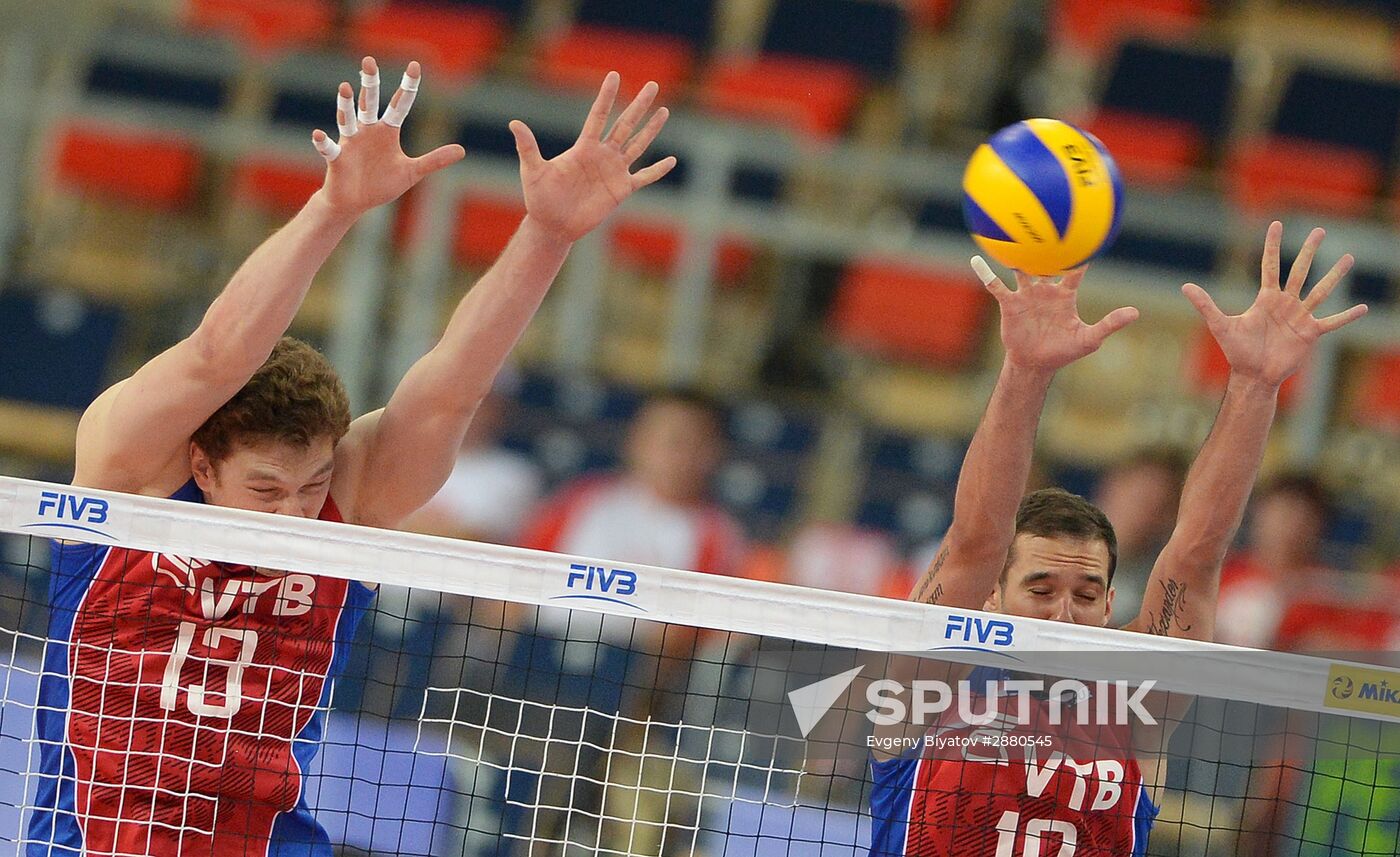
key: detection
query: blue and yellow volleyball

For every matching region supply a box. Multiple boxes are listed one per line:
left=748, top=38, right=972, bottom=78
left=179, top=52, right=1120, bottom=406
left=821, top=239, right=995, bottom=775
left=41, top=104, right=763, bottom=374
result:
left=962, top=119, right=1124, bottom=276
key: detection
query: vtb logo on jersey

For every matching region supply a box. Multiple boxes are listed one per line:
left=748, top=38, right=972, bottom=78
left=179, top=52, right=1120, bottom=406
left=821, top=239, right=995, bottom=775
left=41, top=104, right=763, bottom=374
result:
left=152, top=553, right=317, bottom=620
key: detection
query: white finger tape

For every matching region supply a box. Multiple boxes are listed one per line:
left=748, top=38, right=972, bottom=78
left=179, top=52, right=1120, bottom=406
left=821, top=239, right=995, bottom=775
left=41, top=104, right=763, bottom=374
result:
left=337, top=91, right=358, bottom=137
left=382, top=72, right=420, bottom=128
left=970, top=256, right=996, bottom=286
left=358, top=70, right=380, bottom=125
left=313, top=135, right=341, bottom=162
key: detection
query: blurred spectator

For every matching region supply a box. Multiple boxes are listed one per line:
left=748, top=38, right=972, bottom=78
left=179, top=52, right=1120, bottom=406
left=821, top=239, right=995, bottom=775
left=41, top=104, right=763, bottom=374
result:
left=405, top=388, right=544, bottom=544
left=1092, top=449, right=1187, bottom=624
left=521, top=388, right=746, bottom=576
left=1216, top=473, right=1336, bottom=649
left=515, top=388, right=748, bottom=711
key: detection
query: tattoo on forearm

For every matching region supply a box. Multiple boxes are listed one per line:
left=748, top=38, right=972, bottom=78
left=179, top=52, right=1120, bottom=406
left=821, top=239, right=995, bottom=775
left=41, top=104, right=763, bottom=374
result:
left=911, top=547, right=950, bottom=604
left=1145, top=579, right=1194, bottom=636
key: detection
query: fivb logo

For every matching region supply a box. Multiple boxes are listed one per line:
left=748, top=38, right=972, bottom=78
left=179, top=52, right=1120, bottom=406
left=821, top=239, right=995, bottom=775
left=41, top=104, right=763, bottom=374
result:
left=23, top=489, right=117, bottom=540
left=944, top=614, right=1015, bottom=647
left=551, top=563, right=647, bottom=612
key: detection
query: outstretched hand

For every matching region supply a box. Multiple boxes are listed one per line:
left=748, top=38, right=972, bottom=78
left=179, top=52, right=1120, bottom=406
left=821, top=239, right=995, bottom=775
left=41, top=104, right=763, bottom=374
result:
left=311, top=57, right=465, bottom=217
left=510, top=71, right=677, bottom=243
left=1183, top=221, right=1367, bottom=388
left=974, top=257, right=1139, bottom=374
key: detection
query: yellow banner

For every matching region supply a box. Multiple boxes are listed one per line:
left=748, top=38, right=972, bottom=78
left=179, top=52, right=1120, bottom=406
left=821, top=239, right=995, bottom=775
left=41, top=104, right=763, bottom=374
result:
left=1325, top=664, right=1400, bottom=718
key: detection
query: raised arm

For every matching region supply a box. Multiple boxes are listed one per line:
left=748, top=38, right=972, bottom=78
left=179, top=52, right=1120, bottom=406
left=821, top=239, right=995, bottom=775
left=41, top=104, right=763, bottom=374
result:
left=1127, top=222, right=1366, bottom=641
left=335, top=73, right=676, bottom=528
left=73, top=57, right=462, bottom=495
left=909, top=262, right=1138, bottom=609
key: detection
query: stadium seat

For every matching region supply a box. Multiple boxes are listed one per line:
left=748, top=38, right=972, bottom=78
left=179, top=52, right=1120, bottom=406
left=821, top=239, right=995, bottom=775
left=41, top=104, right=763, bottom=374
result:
left=1103, top=228, right=1218, bottom=279
left=231, top=157, right=323, bottom=215
left=0, top=287, right=123, bottom=411
left=1351, top=350, right=1400, bottom=431
left=1226, top=137, right=1382, bottom=218
left=713, top=401, right=817, bottom=540
left=453, top=194, right=526, bottom=268
left=830, top=260, right=992, bottom=367
left=349, top=1, right=515, bottom=80
left=609, top=220, right=756, bottom=284
left=51, top=123, right=202, bottom=211
left=1188, top=327, right=1303, bottom=409
left=1053, top=0, right=1206, bottom=57
left=533, top=0, right=715, bottom=98
left=854, top=429, right=964, bottom=550
left=1227, top=68, right=1400, bottom=217
left=1083, top=42, right=1235, bottom=185
left=185, top=0, right=335, bottom=54
left=85, top=55, right=231, bottom=114
left=698, top=0, right=906, bottom=136
left=1273, top=67, right=1400, bottom=165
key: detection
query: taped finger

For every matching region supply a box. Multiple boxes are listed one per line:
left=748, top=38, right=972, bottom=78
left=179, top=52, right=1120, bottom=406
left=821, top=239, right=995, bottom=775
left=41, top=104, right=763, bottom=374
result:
left=313, top=131, right=341, bottom=162
left=382, top=70, right=420, bottom=128
left=358, top=68, right=381, bottom=125
left=336, top=85, right=358, bottom=138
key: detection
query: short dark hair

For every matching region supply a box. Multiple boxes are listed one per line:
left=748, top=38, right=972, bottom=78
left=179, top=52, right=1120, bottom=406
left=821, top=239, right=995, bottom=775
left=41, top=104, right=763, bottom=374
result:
left=1257, top=472, right=1332, bottom=522
left=1005, top=488, right=1119, bottom=584
left=192, top=337, right=351, bottom=462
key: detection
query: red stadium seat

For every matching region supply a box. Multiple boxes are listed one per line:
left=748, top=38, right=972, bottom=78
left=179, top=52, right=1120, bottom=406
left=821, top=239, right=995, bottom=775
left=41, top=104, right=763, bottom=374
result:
left=609, top=220, right=755, bottom=284
left=699, top=56, right=865, bottom=137
left=1188, top=327, right=1303, bottom=410
left=1053, top=0, right=1205, bottom=57
left=830, top=260, right=992, bottom=367
left=1226, top=137, right=1382, bottom=218
left=1082, top=109, right=1203, bottom=187
left=1351, top=350, right=1400, bottom=431
left=534, top=26, right=695, bottom=100
left=349, top=2, right=508, bottom=81
left=453, top=195, right=526, bottom=267
left=185, top=0, right=334, bottom=55
left=231, top=158, right=323, bottom=215
left=52, top=124, right=202, bottom=211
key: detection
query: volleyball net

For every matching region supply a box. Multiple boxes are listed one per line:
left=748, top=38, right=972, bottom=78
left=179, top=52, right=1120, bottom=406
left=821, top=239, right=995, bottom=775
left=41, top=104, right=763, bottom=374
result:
left=0, top=476, right=1397, bottom=857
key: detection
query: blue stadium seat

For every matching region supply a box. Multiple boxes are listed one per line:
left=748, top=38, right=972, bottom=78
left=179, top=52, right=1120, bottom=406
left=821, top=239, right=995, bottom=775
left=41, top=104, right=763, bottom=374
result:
left=761, top=0, right=907, bottom=80
left=1099, top=41, right=1235, bottom=140
left=500, top=373, right=640, bottom=486
left=270, top=88, right=327, bottom=129
left=575, top=0, right=716, bottom=44
left=86, top=57, right=230, bottom=112
left=1274, top=67, right=1400, bottom=164
left=728, top=402, right=819, bottom=456
left=0, top=289, right=123, bottom=410
left=1103, top=229, right=1218, bottom=279
left=856, top=431, right=966, bottom=549
left=301, top=714, right=459, bottom=856
left=1087, top=41, right=1235, bottom=186
left=1347, top=269, right=1393, bottom=307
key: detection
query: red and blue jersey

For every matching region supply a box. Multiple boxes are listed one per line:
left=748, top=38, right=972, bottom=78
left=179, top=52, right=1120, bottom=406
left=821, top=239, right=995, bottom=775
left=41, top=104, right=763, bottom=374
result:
left=869, top=667, right=1159, bottom=857
left=25, top=481, right=375, bottom=857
